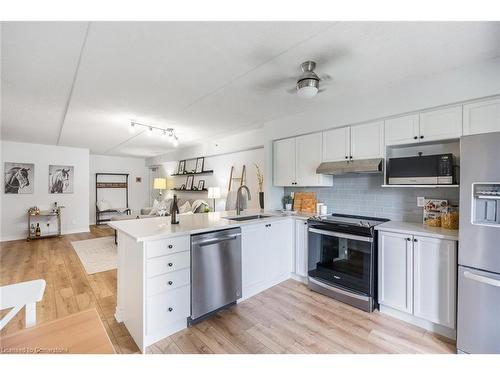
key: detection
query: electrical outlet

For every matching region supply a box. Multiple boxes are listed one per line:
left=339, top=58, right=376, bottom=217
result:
left=417, top=197, right=425, bottom=207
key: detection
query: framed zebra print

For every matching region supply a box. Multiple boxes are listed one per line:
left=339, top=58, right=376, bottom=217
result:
left=49, top=165, right=74, bottom=194
left=4, top=162, right=34, bottom=194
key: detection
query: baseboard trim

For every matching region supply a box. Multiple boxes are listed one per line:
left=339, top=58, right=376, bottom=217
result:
left=379, top=304, right=456, bottom=340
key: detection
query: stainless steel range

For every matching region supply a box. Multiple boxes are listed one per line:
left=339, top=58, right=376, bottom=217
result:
left=307, top=214, right=388, bottom=312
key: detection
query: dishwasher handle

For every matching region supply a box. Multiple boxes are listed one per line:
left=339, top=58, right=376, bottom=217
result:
left=192, top=233, right=241, bottom=247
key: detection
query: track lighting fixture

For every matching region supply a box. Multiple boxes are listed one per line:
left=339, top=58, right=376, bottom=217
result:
left=129, top=121, right=179, bottom=146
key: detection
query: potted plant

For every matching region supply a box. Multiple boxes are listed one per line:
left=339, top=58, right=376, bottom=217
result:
left=282, top=195, right=293, bottom=211
left=255, top=163, right=264, bottom=209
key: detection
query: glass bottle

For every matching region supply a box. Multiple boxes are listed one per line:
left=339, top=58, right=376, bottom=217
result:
left=35, top=223, right=41, bottom=237
left=170, top=194, right=180, bottom=224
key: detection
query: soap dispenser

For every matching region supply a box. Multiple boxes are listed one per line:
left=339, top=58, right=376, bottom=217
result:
left=171, top=194, right=180, bottom=224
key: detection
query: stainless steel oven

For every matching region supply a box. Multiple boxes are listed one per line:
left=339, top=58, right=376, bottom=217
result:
left=307, top=214, right=388, bottom=312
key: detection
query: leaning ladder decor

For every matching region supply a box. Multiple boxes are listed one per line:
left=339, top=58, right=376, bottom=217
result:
left=95, top=173, right=130, bottom=225
left=225, top=165, right=246, bottom=210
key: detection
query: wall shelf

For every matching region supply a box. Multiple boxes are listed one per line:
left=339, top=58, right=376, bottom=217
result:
left=381, top=184, right=459, bottom=188
left=171, top=170, right=213, bottom=177
left=172, top=188, right=208, bottom=193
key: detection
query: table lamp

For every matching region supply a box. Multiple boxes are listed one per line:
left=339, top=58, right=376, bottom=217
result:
left=153, top=178, right=167, bottom=199
left=208, top=187, right=221, bottom=212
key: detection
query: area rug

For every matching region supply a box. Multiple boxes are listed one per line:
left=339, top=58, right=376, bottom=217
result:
left=71, top=236, right=117, bottom=275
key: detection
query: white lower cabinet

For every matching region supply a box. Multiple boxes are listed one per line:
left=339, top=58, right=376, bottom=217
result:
left=413, top=236, right=456, bottom=329
left=294, top=219, right=308, bottom=278
left=378, top=230, right=457, bottom=337
left=378, top=231, right=413, bottom=314
left=146, top=285, right=190, bottom=335
left=241, top=220, right=293, bottom=299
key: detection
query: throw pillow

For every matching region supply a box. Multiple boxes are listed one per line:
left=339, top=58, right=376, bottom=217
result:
left=178, top=201, right=192, bottom=214
left=97, top=200, right=111, bottom=211
left=191, top=199, right=209, bottom=213
left=149, top=199, right=161, bottom=215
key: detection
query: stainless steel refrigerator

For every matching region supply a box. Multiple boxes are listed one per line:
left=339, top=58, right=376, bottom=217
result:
left=457, top=131, right=500, bottom=354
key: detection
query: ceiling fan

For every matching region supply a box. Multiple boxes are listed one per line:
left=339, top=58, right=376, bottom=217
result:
left=287, top=61, right=332, bottom=99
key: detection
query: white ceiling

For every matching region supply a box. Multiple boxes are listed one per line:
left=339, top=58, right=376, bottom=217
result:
left=2, top=21, right=499, bottom=157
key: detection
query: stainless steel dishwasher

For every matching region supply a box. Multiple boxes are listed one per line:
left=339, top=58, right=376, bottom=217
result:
left=190, top=227, right=242, bottom=324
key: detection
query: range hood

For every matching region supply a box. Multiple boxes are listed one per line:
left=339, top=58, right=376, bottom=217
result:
left=316, top=158, right=383, bottom=175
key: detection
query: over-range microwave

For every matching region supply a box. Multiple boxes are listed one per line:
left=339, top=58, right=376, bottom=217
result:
left=387, top=153, right=454, bottom=185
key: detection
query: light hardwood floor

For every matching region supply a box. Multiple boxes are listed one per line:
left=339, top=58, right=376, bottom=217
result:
left=0, top=226, right=140, bottom=353
left=1, top=227, right=456, bottom=354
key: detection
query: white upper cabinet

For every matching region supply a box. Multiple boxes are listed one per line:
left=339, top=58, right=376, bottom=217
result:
left=273, top=138, right=296, bottom=186
left=463, top=97, right=500, bottom=136
left=419, top=106, right=462, bottom=142
left=296, top=133, right=332, bottom=186
left=323, top=121, right=383, bottom=162
left=413, top=236, right=457, bottom=329
left=378, top=231, right=413, bottom=314
left=350, top=121, right=384, bottom=160
left=384, top=114, right=420, bottom=146
left=322, top=126, right=350, bottom=162
left=274, top=133, right=332, bottom=187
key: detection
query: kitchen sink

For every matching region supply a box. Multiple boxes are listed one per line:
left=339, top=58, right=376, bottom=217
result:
left=224, top=215, right=272, bottom=221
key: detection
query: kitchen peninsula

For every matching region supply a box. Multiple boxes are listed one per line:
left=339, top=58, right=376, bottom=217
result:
left=108, top=210, right=306, bottom=352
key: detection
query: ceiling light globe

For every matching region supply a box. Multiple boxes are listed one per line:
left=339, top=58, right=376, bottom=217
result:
left=297, top=85, right=318, bottom=99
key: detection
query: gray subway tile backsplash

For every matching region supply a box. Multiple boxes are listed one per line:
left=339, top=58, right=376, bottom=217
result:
left=284, top=174, right=459, bottom=223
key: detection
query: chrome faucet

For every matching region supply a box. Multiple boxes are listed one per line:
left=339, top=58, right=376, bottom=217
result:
left=236, top=185, right=251, bottom=215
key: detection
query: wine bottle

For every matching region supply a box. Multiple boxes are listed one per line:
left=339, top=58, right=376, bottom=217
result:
left=170, top=195, right=180, bottom=224
left=35, top=223, right=41, bottom=237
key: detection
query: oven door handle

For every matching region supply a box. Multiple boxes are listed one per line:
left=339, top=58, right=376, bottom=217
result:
left=308, top=228, right=373, bottom=243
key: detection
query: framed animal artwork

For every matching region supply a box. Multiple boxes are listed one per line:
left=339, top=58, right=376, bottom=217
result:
left=4, top=162, right=34, bottom=194
left=49, top=165, right=74, bottom=194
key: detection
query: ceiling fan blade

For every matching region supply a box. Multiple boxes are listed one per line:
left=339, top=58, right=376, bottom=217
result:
left=319, top=73, right=333, bottom=82
left=318, top=88, right=327, bottom=93
left=286, top=87, right=297, bottom=94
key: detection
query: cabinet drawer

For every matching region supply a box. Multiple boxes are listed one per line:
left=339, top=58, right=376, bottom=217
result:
left=146, top=236, right=190, bottom=259
left=146, top=285, right=190, bottom=335
left=146, top=251, right=190, bottom=277
left=147, top=268, right=190, bottom=297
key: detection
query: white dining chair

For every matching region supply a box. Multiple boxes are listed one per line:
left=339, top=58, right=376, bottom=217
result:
left=0, top=279, right=46, bottom=330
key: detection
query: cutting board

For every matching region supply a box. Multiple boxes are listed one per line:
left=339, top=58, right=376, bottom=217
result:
left=293, top=192, right=317, bottom=213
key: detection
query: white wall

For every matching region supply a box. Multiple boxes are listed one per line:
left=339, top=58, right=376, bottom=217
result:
left=1, top=141, right=90, bottom=241
left=89, top=154, right=149, bottom=224
left=155, top=148, right=265, bottom=212
left=149, top=58, right=500, bottom=211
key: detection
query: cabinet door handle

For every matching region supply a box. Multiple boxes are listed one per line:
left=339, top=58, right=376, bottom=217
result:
left=168, top=244, right=173, bottom=249
left=420, top=135, right=424, bottom=139
left=168, top=307, right=173, bottom=312
left=406, top=238, right=411, bottom=241
left=413, top=136, right=418, bottom=140
left=168, top=262, right=173, bottom=267
left=349, top=156, right=353, bottom=159
left=413, top=238, right=418, bottom=242
left=345, top=156, right=348, bottom=159
left=168, top=281, right=173, bottom=285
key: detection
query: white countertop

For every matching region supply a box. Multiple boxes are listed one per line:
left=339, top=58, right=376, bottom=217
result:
left=108, top=209, right=313, bottom=242
left=375, top=221, right=459, bottom=241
